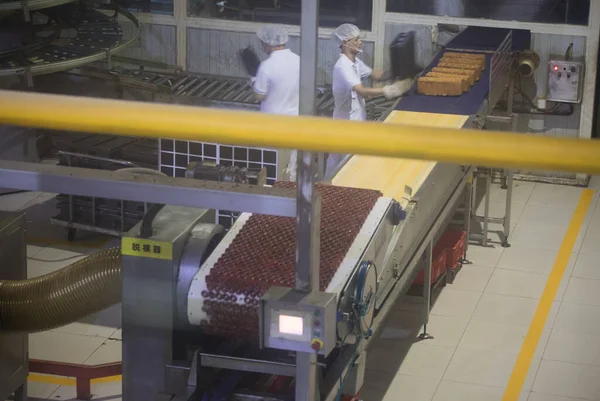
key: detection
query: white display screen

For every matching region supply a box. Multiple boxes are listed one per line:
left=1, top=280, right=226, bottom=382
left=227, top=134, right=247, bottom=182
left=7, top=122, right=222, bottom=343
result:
left=279, top=315, right=304, bottom=336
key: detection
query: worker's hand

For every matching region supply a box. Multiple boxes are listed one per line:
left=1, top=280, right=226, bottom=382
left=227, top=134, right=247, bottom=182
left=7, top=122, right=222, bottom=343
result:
left=382, top=78, right=414, bottom=99
left=249, top=77, right=256, bottom=87
left=371, top=69, right=385, bottom=81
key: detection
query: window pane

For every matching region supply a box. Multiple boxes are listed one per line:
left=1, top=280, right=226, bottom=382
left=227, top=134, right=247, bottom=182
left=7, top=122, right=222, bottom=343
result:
left=120, top=0, right=174, bottom=15
left=189, top=0, right=373, bottom=30
left=386, top=0, right=589, bottom=26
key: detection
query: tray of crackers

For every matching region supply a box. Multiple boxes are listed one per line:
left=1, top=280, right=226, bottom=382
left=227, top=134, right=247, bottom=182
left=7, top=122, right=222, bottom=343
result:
left=417, top=52, right=486, bottom=97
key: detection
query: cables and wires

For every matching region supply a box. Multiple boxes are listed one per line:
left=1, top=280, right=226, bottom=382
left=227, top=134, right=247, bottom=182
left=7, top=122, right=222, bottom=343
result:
left=333, top=260, right=378, bottom=401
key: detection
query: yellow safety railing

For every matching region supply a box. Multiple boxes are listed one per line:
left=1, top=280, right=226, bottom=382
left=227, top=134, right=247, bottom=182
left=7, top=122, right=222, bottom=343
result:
left=0, top=89, right=599, bottom=174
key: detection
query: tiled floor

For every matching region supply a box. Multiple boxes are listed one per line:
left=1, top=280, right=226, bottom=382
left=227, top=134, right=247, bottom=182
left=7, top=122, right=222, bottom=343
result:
left=362, top=179, right=600, bottom=401
left=2, top=178, right=600, bottom=401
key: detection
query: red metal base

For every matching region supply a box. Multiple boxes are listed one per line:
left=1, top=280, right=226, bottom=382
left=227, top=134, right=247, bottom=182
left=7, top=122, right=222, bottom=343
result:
left=29, top=359, right=121, bottom=400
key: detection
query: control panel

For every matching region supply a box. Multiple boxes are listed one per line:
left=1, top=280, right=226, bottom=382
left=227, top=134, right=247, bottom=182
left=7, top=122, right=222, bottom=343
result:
left=259, top=287, right=337, bottom=356
left=547, top=60, right=584, bottom=103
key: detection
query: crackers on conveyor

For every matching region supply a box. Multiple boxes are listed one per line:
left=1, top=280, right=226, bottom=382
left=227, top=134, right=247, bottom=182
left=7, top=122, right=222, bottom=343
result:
left=426, top=72, right=469, bottom=92
left=443, top=51, right=486, bottom=62
left=432, top=67, right=478, bottom=84
left=417, top=76, right=463, bottom=96
left=439, top=58, right=485, bottom=73
left=442, top=52, right=485, bottom=71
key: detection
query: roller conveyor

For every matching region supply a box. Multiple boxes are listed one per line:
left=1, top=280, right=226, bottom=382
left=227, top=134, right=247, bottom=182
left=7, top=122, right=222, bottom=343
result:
left=192, top=183, right=382, bottom=340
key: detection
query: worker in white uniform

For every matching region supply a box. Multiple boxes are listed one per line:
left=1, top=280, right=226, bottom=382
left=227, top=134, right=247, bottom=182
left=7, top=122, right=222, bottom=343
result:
left=326, top=23, right=413, bottom=179
left=250, top=25, right=300, bottom=181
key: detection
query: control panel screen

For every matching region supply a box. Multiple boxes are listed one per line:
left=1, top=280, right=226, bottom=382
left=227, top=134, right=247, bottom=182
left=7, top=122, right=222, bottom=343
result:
left=279, top=315, right=304, bottom=336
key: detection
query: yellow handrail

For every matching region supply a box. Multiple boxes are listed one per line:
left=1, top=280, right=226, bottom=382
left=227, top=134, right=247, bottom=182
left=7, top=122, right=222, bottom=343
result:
left=0, top=89, right=599, bottom=174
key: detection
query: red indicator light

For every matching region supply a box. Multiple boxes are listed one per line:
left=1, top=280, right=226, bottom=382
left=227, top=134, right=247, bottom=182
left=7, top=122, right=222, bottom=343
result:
left=553, top=66, right=559, bottom=71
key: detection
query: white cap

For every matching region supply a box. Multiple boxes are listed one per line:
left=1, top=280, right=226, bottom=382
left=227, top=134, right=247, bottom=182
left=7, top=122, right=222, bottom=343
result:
left=331, top=23, right=360, bottom=46
left=256, top=25, right=289, bottom=46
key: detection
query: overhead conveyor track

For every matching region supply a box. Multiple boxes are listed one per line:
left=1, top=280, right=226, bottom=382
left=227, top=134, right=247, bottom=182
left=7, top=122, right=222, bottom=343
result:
left=0, top=4, right=140, bottom=79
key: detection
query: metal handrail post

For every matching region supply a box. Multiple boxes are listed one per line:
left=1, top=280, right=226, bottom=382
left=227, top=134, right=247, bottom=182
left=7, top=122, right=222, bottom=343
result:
left=295, top=1, right=321, bottom=401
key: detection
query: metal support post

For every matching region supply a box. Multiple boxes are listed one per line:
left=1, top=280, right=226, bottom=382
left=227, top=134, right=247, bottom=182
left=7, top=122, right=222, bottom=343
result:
left=419, top=241, right=433, bottom=340
left=482, top=171, right=491, bottom=247
left=502, top=170, right=513, bottom=248
left=296, top=1, right=320, bottom=401
left=462, top=173, right=473, bottom=265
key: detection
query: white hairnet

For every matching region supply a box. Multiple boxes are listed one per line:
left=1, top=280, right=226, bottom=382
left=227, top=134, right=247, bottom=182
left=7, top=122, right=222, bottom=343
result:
left=331, top=23, right=360, bottom=46
left=256, top=25, right=289, bottom=46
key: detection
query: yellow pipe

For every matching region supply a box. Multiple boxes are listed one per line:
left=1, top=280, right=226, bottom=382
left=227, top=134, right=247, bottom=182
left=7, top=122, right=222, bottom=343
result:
left=1, top=90, right=599, bottom=174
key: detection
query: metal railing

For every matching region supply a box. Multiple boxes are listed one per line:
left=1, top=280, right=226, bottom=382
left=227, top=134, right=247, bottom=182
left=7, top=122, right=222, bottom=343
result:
left=0, top=89, right=599, bottom=174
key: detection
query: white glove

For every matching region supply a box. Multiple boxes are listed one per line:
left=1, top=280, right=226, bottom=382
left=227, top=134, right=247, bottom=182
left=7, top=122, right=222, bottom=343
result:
left=382, top=78, right=414, bottom=100
left=249, top=77, right=256, bottom=87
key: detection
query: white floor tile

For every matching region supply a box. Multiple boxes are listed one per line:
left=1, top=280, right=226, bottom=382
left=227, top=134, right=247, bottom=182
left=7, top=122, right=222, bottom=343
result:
left=430, top=288, right=482, bottom=319
left=465, top=245, right=504, bottom=268
left=563, top=277, right=600, bottom=306
left=485, top=269, right=548, bottom=299
left=381, top=310, right=468, bottom=348
left=543, top=329, right=600, bottom=367
left=27, top=266, right=56, bottom=279
left=396, top=343, right=455, bottom=379
left=472, top=293, right=540, bottom=327
left=449, top=264, right=494, bottom=292
left=554, top=302, right=600, bottom=336
left=50, top=322, right=118, bottom=339
left=580, top=226, right=600, bottom=255
left=361, top=372, right=439, bottom=401
left=489, top=181, right=534, bottom=204
left=26, top=379, right=61, bottom=399
left=368, top=342, right=454, bottom=379
left=432, top=381, right=520, bottom=401
left=29, top=331, right=105, bottom=364
left=27, top=254, right=86, bottom=273
left=85, top=339, right=122, bottom=365
left=509, top=223, right=569, bottom=251
left=527, top=392, right=594, bottom=401
left=458, top=321, right=549, bottom=359
left=527, top=183, right=582, bottom=209
left=497, top=246, right=576, bottom=275
left=27, top=244, right=45, bottom=258
left=111, top=329, right=122, bottom=340
left=50, top=380, right=122, bottom=401
left=572, top=253, right=600, bottom=280
left=532, top=359, right=600, bottom=400
left=518, top=205, right=577, bottom=228
left=443, top=348, right=539, bottom=390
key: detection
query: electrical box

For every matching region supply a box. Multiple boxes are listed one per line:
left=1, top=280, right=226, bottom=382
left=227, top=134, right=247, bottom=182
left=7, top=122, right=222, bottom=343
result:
left=547, top=60, right=584, bottom=103
left=260, top=287, right=337, bottom=357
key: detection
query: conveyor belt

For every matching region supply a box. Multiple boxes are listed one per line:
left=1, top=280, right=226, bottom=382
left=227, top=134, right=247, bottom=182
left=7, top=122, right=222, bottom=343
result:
left=73, top=65, right=397, bottom=120
left=197, top=183, right=382, bottom=340
left=395, top=52, right=492, bottom=116
left=333, top=111, right=469, bottom=206
left=188, top=110, right=469, bottom=340
left=395, top=26, right=528, bottom=116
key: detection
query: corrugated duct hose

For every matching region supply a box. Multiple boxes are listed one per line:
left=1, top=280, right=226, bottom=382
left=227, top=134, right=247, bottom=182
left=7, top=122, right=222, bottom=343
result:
left=0, top=247, right=121, bottom=333
left=0, top=168, right=166, bottom=332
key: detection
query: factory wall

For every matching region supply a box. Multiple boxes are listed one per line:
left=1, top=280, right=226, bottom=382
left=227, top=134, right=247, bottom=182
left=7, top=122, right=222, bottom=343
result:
left=514, top=33, right=585, bottom=181
left=186, top=28, right=375, bottom=85
left=119, top=21, right=178, bottom=65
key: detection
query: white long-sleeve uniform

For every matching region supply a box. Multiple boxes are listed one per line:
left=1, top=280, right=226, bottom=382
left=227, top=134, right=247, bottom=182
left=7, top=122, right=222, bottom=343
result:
left=253, top=49, right=300, bottom=180
left=326, top=54, right=373, bottom=179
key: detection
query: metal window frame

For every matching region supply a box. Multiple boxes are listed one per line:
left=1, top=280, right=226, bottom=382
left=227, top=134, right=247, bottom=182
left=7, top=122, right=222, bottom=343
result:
left=0, top=161, right=297, bottom=218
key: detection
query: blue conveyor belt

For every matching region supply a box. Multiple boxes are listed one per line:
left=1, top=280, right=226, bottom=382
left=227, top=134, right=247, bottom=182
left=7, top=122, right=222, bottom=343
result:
left=395, top=26, right=530, bottom=116
left=395, top=51, right=491, bottom=116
